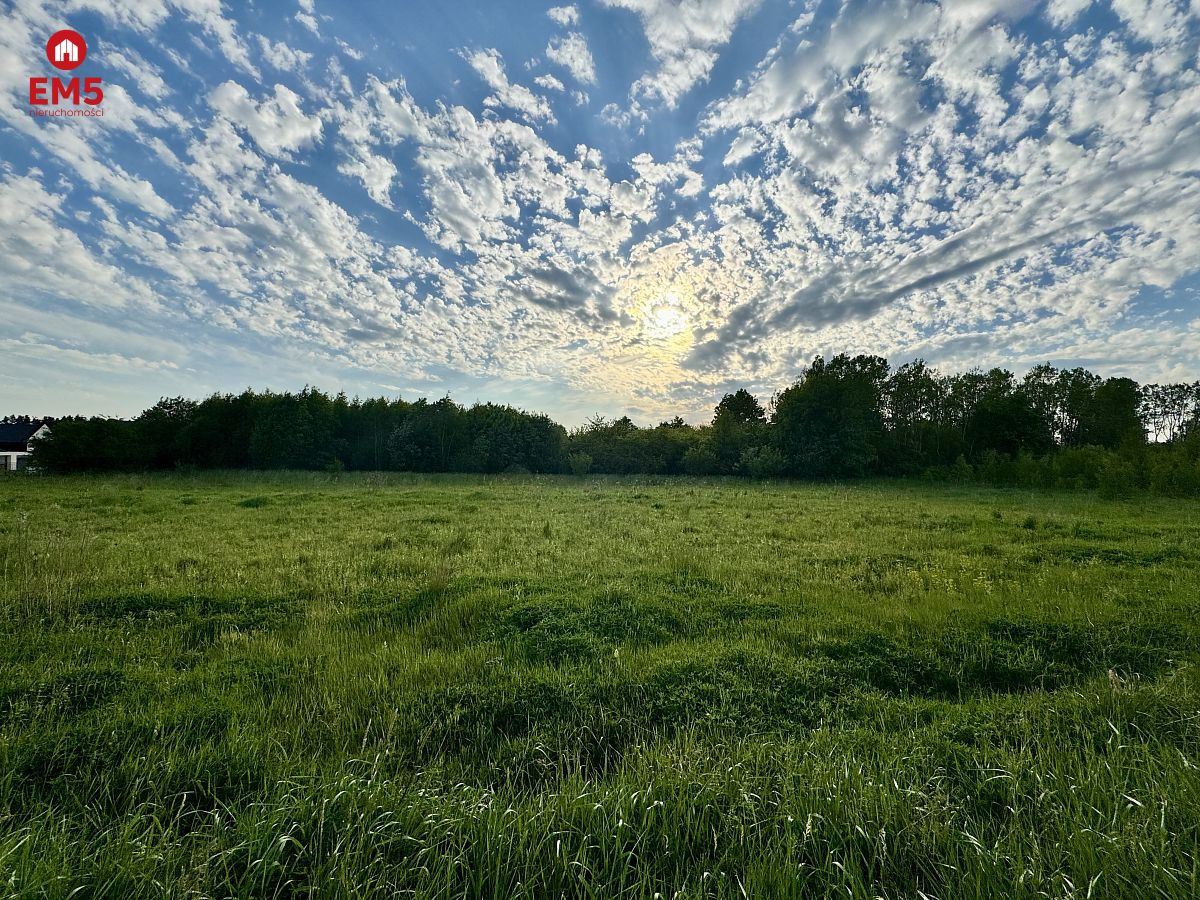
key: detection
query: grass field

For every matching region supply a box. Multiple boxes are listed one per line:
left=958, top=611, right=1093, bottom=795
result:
left=1, top=473, right=1199, bottom=898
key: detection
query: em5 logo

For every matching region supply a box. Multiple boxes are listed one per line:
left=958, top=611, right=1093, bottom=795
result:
left=29, top=29, right=105, bottom=115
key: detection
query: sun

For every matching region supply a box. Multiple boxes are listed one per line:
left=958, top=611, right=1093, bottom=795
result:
left=643, top=291, right=689, bottom=339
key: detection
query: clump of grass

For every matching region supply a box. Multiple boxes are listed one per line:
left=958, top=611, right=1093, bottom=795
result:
left=0, top=513, right=93, bottom=624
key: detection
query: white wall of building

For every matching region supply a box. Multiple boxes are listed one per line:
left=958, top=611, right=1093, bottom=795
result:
left=1, top=426, right=48, bottom=471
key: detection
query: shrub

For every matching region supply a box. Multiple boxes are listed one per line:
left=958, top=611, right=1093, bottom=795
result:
left=1144, top=449, right=1200, bottom=497
left=737, top=446, right=787, bottom=478
left=1097, top=457, right=1137, bottom=499
left=681, top=445, right=718, bottom=476
left=950, top=454, right=973, bottom=484
left=567, top=452, right=592, bottom=476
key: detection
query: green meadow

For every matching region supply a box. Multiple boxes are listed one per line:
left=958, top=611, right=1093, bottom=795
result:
left=1, top=473, right=1198, bottom=898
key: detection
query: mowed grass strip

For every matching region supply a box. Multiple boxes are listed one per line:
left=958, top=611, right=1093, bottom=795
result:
left=1, top=473, right=1198, bottom=898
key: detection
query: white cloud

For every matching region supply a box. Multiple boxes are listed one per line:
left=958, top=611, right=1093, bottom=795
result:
left=548, top=5, right=580, bottom=26
left=0, top=106, right=175, bottom=218
left=546, top=32, right=597, bottom=84
left=32, top=0, right=259, bottom=77
left=258, top=36, right=313, bottom=72
left=0, top=172, right=158, bottom=310
left=106, top=49, right=171, bottom=100
left=210, top=82, right=324, bottom=157
left=535, top=73, right=566, bottom=91
left=336, top=38, right=364, bottom=61
left=467, top=49, right=556, bottom=122
left=337, top=152, right=398, bottom=207
left=1110, top=0, right=1192, bottom=45
left=1046, top=0, right=1093, bottom=28
left=677, top=0, right=1200, bottom=390
left=601, top=0, right=762, bottom=107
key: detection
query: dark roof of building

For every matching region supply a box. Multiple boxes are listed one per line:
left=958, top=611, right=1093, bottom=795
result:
left=0, top=422, right=48, bottom=450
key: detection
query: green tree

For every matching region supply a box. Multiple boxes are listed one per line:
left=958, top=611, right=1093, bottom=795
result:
left=965, top=369, right=1053, bottom=460
left=711, top=389, right=766, bottom=474
left=1081, top=377, right=1145, bottom=449
left=30, top=417, right=134, bottom=472
left=773, top=355, right=888, bottom=477
left=1055, top=368, right=1101, bottom=446
left=883, top=360, right=948, bottom=472
left=388, top=397, right=465, bottom=472
left=134, top=397, right=198, bottom=469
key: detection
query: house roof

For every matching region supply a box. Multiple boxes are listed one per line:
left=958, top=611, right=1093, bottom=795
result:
left=0, top=422, right=47, bottom=451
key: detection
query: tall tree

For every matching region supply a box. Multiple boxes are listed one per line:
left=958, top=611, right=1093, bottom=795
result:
left=711, top=389, right=766, bottom=473
left=965, top=370, right=1053, bottom=459
left=135, top=397, right=198, bottom=469
left=1141, top=382, right=1198, bottom=443
left=773, top=355, right=888, bottom=477
left=1055, top=368, right=1102, bottom=446
left=883, top=360, right=948, bottom=471
left=1081, top=377, right=1145, bottom=448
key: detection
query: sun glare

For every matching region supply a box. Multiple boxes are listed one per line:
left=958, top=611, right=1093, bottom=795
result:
left=643, top=290, right=689, bottom=339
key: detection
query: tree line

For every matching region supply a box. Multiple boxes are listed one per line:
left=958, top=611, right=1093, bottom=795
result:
left=9, top=356, right=1200, bottom=495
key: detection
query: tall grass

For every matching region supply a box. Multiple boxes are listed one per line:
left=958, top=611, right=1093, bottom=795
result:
left=0, top=473, right=1198, bottom=897
left=0, top=512, right=94, bottom=624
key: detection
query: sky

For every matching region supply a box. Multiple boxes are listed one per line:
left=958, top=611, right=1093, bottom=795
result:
left=1, top=0, right=1198, bottom=426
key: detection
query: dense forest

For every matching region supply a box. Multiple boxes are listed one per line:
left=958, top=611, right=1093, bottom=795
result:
left=7, top=356, right=1200, bottom=495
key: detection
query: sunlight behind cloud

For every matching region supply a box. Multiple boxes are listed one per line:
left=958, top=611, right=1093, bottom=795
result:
left=646, top=294, right=689, bottom=339
left=622, top=264, right=701, bottom=350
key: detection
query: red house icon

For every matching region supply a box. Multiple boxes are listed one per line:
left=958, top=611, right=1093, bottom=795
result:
left=46, top=29, right=87, bottom=71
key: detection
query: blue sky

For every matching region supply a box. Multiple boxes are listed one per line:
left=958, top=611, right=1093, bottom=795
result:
left=1, top=0, right=1198, bottom=425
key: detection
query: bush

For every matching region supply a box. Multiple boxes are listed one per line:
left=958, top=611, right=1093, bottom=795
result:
left=1097, top=457, right=1137, bottom=499
left=681, top=445, right=718, bottom=476
left=1050, top=446, right=1104, bottom=491
left=1145, top=451, right=1200, bottom=497
left=737, top=446, right=787, bottom=478
left=950, top=454, right=973, bottom=484
left=567, top=452, right=592, bottom=476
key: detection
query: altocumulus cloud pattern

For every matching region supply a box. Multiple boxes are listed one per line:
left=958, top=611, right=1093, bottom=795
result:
left=1, top=0, right=1198, bottom=422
